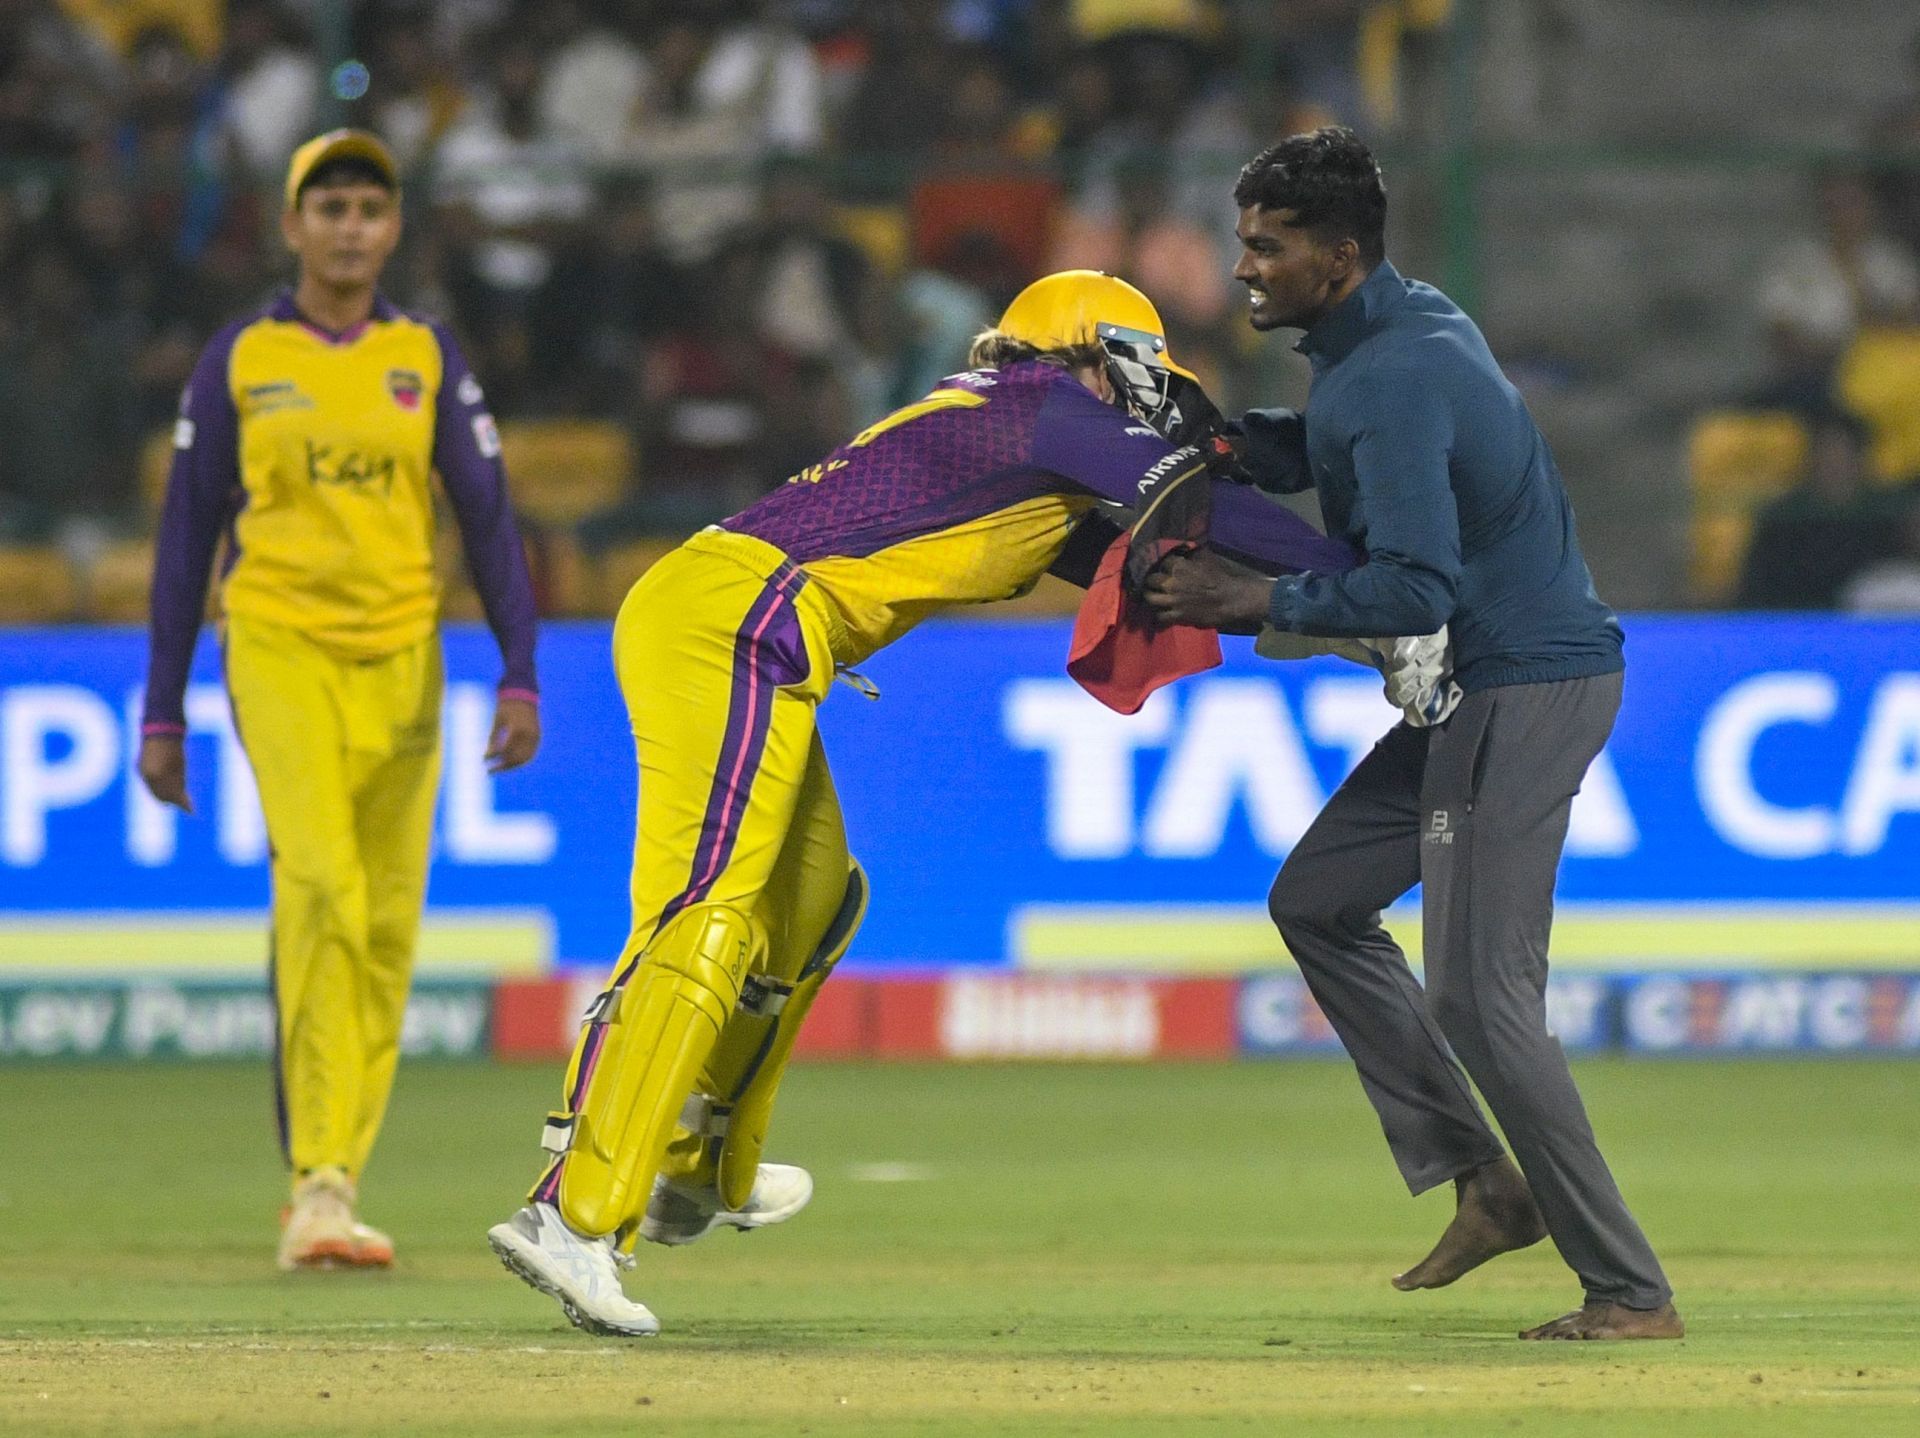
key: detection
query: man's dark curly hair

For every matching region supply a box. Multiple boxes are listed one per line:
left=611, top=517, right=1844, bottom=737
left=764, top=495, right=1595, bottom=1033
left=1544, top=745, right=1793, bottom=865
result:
left=1233, top=126, right=1387, bottom=267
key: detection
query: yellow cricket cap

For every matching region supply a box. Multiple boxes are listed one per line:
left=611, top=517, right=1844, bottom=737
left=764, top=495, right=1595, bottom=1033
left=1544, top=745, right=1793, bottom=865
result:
left=284, top=129, right=399, bottom=211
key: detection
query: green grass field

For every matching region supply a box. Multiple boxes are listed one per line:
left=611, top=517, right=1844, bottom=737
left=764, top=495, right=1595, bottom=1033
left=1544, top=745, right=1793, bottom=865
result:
left=1, top=1058, right=1916, bottom=1436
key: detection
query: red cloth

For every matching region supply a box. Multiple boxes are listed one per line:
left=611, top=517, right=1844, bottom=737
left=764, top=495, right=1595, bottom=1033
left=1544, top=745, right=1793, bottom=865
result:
left=1068, top=533, right=1221, bottom=714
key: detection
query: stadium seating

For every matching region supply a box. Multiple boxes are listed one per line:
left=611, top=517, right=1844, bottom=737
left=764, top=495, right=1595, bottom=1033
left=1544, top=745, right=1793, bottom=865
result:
left=437, top=580, right=486, bottom=624
left=1835, top=327, right=1920, bottom=485
left=0, top=547, right=80, bottom=623
left=496, top=421, right=634, bottom=530
left=79, top=540, right=156, bottom=624
left=1358, top=0, right=1455, bottom=127
left=587, top=537, right=680, bottom=615
left=139, top=428, right=175, bottom=517
left=521, top=529, right=595, bottom=617
left=1685, top=409, right=1809, bottom=603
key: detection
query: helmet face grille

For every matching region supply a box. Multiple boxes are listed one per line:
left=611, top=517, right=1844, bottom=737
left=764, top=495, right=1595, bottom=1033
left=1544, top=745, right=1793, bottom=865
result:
left=1097, top=324, right=1180, bottom=436
left=1095, top=322, right=1166, bottom=357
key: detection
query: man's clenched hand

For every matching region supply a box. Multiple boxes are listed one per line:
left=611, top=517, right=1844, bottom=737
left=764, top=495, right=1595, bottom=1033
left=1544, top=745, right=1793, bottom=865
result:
left=1142, top=549, right=1275, bottom=635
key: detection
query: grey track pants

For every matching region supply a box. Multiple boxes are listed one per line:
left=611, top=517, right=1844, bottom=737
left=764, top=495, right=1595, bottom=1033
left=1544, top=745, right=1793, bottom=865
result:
left=1269, top=670, right=1672, bottom=1310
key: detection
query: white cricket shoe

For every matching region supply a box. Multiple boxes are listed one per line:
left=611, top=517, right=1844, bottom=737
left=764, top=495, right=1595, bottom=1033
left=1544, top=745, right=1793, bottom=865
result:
left=487, top=1203, right=660, bottom=1338
left=347, top=1218, right=395, bottom=1268
left=277, top=1168, right=356, bottom=1271
left=638, top=1163, right=814, bottom=1247
left=276, top=1171, right=396, bottom=1269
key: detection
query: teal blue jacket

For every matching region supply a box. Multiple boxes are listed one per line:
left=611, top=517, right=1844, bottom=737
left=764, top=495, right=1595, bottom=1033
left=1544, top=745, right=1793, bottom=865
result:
left=1240, top=261, right=1623, bottom=694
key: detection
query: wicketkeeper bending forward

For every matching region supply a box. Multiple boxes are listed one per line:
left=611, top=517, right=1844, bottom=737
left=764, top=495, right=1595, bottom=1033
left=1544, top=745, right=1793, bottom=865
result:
left=487, top=271, right=1352, bottom=1336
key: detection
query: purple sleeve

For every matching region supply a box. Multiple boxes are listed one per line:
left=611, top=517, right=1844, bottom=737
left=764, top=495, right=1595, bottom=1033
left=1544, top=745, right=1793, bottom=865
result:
left=1029, top=372, right=1357, bottom=576
left=431, top=323, right=539, bottom=698
left=1207, top=483, right=1360, bottom=577
left=142, top=327, right=243, bottom=733
left=1029, top=371, right=1205, bottom=506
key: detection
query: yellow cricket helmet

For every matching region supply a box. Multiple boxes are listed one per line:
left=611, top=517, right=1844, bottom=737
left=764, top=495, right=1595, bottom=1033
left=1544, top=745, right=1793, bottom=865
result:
left=998, top=270, right=1196, bottom=376
left=996, top=270, right=1199, bottom=435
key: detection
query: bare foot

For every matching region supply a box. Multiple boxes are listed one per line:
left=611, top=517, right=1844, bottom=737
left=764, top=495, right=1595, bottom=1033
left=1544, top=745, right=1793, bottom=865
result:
left=1392, top=1156, right=1547, bottom=1291
left=1520, top=1301, right=1685, bottom=1341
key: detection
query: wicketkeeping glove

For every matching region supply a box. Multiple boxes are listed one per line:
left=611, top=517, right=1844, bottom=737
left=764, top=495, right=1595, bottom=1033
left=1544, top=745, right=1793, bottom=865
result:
left=1162, top=371, right=1256, bottom=484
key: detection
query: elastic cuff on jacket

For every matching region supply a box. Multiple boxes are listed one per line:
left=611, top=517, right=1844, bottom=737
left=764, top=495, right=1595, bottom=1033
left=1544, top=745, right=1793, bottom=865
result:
left=141, top=721, right=187, bottom=737
left=1267, top=576, right=1302, bottom=631
left=497, top=687, right=540, bottom=705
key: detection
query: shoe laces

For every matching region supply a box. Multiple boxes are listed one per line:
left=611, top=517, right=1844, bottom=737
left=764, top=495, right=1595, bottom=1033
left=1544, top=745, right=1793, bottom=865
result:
left=539, top=1212, right=624, bottom=1293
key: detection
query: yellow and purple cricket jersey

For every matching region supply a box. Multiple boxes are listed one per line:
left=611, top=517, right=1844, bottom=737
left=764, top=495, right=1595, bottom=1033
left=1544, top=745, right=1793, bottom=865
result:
left=614, top=358, right=1353, bottom=951
left=720, top=360, right=1352, bottom=666
left=626, top=357, right=1352, bottom=944
left=143, top=291, right=537, bottom=734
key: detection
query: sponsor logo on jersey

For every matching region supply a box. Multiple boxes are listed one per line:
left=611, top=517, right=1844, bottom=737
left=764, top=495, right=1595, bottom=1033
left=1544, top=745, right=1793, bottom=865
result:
left=472, top=413, right=502, bottom=458
left=387, top=368, right=424, bottom=411
left=1136, top=445, right=1201, bottom=499
left=305, top=440, right=399, bottom=495
left=240, top=380, right=314, bottom=415
left=457, top=373, right=485, bottom=407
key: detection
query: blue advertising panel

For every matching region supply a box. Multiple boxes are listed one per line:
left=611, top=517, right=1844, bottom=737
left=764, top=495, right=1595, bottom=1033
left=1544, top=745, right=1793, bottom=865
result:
left=0, top=616, right=1916, bottom=975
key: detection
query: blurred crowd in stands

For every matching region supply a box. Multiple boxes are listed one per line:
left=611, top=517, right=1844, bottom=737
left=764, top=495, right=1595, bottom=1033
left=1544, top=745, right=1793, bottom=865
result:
left=2, top=0, right=1441, bottom=618
left=2, top=0, right=1918, bottom=618
left=1711, top=28, right=1920, bottom=612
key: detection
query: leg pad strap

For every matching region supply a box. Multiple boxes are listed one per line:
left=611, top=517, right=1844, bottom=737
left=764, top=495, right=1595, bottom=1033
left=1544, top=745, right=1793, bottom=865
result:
left=551, top=903, right=764, bottom=1236
left=716, top=860, right=869, bottom=1208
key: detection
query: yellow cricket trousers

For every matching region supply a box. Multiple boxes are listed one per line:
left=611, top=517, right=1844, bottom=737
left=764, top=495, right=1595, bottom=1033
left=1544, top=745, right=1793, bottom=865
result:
left=225, top=614, right=443, bottom=1183
left=533, top=529, right=853, bottom=1220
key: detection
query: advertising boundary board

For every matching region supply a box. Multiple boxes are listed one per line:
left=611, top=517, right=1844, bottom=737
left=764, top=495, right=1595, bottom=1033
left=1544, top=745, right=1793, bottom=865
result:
left=13, top=970, right=1912, bottom=1063
left=0, top=977, right=492, bottom=1061
left=2, top=618, right=1918, bottom=975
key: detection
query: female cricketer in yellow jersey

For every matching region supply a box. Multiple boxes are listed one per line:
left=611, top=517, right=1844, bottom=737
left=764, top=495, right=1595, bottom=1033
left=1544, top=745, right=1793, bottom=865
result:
left=140, top=132, right=541, bottom=1271
left=487, top=272, right=1354, bottom=1336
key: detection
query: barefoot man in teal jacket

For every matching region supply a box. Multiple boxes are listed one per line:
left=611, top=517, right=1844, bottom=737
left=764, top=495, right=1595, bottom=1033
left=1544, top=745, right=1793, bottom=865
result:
left=1148, top=127, right=1681, bottom=1342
